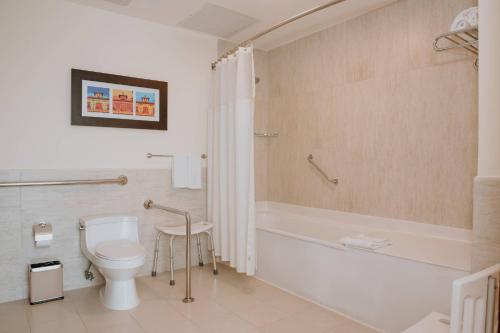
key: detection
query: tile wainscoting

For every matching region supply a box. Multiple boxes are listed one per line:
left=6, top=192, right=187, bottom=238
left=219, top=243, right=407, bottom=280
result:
left=0, top=168, right=209, bottom=303
left=472, top=177, right=500, bottom=271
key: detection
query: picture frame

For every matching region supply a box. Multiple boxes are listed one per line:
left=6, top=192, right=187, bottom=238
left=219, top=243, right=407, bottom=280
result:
left=71, top=69, right=168, bottom=130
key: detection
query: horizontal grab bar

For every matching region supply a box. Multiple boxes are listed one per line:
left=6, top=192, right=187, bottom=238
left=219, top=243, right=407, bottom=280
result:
left=143, top=200, right=189, bottom=217
left=307, top=154, right=338, bottom=184
left=0, top=175, right=127, bottom=188
left=146, top=153, right=208, bottom=159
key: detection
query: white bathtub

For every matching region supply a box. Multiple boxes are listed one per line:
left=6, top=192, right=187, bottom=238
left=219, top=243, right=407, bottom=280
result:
left=255, top=202, right=472, bottom=333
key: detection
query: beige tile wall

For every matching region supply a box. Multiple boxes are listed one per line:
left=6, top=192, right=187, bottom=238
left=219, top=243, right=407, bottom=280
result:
left=258, top=0, right=478, bottom=228
left=472, top=177, right=500, bottom=272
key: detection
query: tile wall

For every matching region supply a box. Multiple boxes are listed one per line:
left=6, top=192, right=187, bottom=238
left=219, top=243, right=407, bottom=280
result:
left=258, top=0, right=478, bottom=228
left=0, top=169, right=210, bottom=303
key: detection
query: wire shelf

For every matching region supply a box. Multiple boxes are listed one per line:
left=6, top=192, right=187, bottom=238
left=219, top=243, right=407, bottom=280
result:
left=433, top=26, right=478, bottom=69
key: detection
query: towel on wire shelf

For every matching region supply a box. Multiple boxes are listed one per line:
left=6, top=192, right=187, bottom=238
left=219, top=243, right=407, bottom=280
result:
left=340, top=234, right=391, bottom=250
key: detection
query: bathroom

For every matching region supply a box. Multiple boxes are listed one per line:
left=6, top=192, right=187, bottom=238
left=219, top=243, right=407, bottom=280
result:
left=0, top=0, right=499, bottom=332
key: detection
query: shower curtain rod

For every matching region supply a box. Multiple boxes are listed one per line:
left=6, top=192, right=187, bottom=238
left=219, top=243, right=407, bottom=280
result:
left=211, top=0, right=347, bottom=69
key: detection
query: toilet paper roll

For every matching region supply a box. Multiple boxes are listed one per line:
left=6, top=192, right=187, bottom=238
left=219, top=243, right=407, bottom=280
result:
left=33, top=222, right=53, bottom=248
left=35, top=240, right=51, bottom=248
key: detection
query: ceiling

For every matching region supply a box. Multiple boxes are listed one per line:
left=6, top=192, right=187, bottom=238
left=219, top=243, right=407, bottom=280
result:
left=65, top=0, right=397, bottom=50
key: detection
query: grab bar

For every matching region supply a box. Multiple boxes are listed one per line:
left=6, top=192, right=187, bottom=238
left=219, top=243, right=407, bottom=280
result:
left=143, top=200, right=194, bottom=303
left=0, top=175, right=128, bottom=188
left=307, top=154, right=338, bottom=184
left=146, top=153, right=208, bottom=159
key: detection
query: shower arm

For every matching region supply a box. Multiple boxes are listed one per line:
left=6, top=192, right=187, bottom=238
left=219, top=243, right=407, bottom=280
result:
left=143, top=200, right=194, bottom=303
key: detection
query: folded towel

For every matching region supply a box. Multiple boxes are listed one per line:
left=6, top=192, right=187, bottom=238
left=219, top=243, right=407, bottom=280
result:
left=172, top=154, right=202, bottom=189
left=450, top=7, right=478, bottom=32
left=340, top=234, right=391, bottom=251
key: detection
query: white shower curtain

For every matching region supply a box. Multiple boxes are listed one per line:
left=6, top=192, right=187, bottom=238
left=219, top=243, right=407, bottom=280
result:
left=208, top=46, right=256, bottom=275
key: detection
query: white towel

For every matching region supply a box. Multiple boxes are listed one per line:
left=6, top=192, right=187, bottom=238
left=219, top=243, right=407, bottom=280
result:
left=172, top=155, right=188, bottom=188
left=340, top=234, right=391, bottom=251
left=187, top=154, right=201, bottom=189
left=450, top=7, right=478, bottom=32
left=172, top=154, right=202, bottom=189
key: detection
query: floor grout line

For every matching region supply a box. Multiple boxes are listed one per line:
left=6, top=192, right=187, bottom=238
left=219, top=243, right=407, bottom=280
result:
left=0, top=264, right=376, bottom=333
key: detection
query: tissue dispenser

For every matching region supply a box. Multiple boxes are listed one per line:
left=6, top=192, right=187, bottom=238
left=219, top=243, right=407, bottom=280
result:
left=33, top=222, right=53, bottom=247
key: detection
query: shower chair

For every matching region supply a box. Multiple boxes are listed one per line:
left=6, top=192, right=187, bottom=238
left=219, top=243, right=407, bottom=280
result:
left=152, top=222, right=218, bottom=285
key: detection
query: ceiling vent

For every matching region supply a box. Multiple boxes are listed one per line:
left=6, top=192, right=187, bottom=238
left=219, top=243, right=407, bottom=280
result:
left=101, top=0, right=132, bottom=6
left=177, top=3, right=258, bottom=38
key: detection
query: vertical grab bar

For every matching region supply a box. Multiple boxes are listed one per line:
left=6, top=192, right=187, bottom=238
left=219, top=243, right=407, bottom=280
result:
left=144, top=200, right=194, bottom=303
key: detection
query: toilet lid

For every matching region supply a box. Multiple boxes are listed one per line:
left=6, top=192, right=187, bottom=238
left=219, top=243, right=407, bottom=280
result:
left=95, top=239, right=145, bottom=261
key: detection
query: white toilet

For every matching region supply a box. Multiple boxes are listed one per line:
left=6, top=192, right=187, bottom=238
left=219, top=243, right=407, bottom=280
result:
left=79, top=215, right=146, bottom=310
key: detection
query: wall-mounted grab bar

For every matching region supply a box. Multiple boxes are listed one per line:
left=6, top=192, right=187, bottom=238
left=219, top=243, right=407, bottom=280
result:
left=254, top=131, right=279, bottom=138
left=143, top=200, right=194, bottom=304
left=146, top=153, right=208, bottom=159
left=307, top=154, right=338, bottom=184
left=0, top=175, right=128, bottom=188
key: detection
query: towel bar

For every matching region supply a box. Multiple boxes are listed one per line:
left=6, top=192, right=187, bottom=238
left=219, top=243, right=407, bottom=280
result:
left=146, top=153, right=207, bottom=159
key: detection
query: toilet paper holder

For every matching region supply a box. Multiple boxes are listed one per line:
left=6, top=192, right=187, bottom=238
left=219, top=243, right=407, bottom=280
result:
left=33, top=222, right=53, bottom=247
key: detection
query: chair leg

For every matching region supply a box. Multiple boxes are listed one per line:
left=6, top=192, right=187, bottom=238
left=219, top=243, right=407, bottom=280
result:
left=207, top=231, right=218, bottom=275
left=196, top=234, right=204, bottom=267
left=169, top=235, right=176, bottom=286
left=152, top=232, right=162, bottom=277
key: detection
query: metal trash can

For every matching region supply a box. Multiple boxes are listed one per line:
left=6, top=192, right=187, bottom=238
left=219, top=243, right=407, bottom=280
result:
left=29, top=260, right=64, bottom=305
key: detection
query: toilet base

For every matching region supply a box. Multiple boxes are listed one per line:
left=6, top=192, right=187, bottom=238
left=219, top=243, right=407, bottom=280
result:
left=99, top=278, right=140, bottom=310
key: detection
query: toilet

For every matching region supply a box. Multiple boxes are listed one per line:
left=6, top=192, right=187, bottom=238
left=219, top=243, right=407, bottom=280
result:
left=79, top=215, right=146, bottom=310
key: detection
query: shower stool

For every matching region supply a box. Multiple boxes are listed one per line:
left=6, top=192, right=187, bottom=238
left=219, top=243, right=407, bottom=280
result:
left=151, top=222, right=218, bottom=285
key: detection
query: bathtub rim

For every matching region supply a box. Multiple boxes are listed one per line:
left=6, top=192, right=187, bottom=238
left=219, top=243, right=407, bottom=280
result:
left=256, top=201, right=472, bottom=242
left=256, top=201, right=472, bottom=272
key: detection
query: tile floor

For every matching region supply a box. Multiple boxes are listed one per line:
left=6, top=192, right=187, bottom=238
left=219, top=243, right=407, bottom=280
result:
left=0, top=264, right=377, bottom=333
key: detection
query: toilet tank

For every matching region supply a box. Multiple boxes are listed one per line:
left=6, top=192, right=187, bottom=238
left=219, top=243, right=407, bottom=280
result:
left=80, top=215, right=139, bottom=250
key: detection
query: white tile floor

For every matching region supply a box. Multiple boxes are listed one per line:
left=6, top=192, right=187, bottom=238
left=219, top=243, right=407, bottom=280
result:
left=0, top=264, right=377, bottom=333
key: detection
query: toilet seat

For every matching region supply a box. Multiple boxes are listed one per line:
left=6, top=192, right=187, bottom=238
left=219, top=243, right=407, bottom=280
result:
left=95, top=239, right=145, bottom=261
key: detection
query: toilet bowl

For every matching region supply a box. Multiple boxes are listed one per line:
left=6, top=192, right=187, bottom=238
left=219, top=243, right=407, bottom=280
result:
left=80, top=215, right=146, bottom=310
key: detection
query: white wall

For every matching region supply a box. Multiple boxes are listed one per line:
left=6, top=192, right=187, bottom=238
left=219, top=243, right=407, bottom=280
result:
left=0, top=0, right=217, bottom=303
left=478, top=0, right=500, bottom=176
left=0, top=0, right=217, bottom=169
left=472, top=0, right=500, bottom=272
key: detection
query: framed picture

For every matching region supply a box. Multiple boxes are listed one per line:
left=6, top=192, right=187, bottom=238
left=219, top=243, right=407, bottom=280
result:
left=71, top=69, right=168, bottom=130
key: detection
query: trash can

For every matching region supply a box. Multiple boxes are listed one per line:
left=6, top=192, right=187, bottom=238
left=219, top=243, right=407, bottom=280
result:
left=29, top=260, right=64, bottom=305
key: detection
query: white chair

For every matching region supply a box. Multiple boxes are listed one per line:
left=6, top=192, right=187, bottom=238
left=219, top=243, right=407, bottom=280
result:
left=151, top=221, right=218, bottom=285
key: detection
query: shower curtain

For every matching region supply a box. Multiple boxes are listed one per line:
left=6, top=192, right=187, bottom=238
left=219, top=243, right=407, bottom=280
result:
left=208, top=46, right=256, bottom=275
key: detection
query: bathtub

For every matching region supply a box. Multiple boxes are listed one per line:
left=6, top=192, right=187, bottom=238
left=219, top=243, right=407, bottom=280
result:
left=255, top=202, right=472, bottom=333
